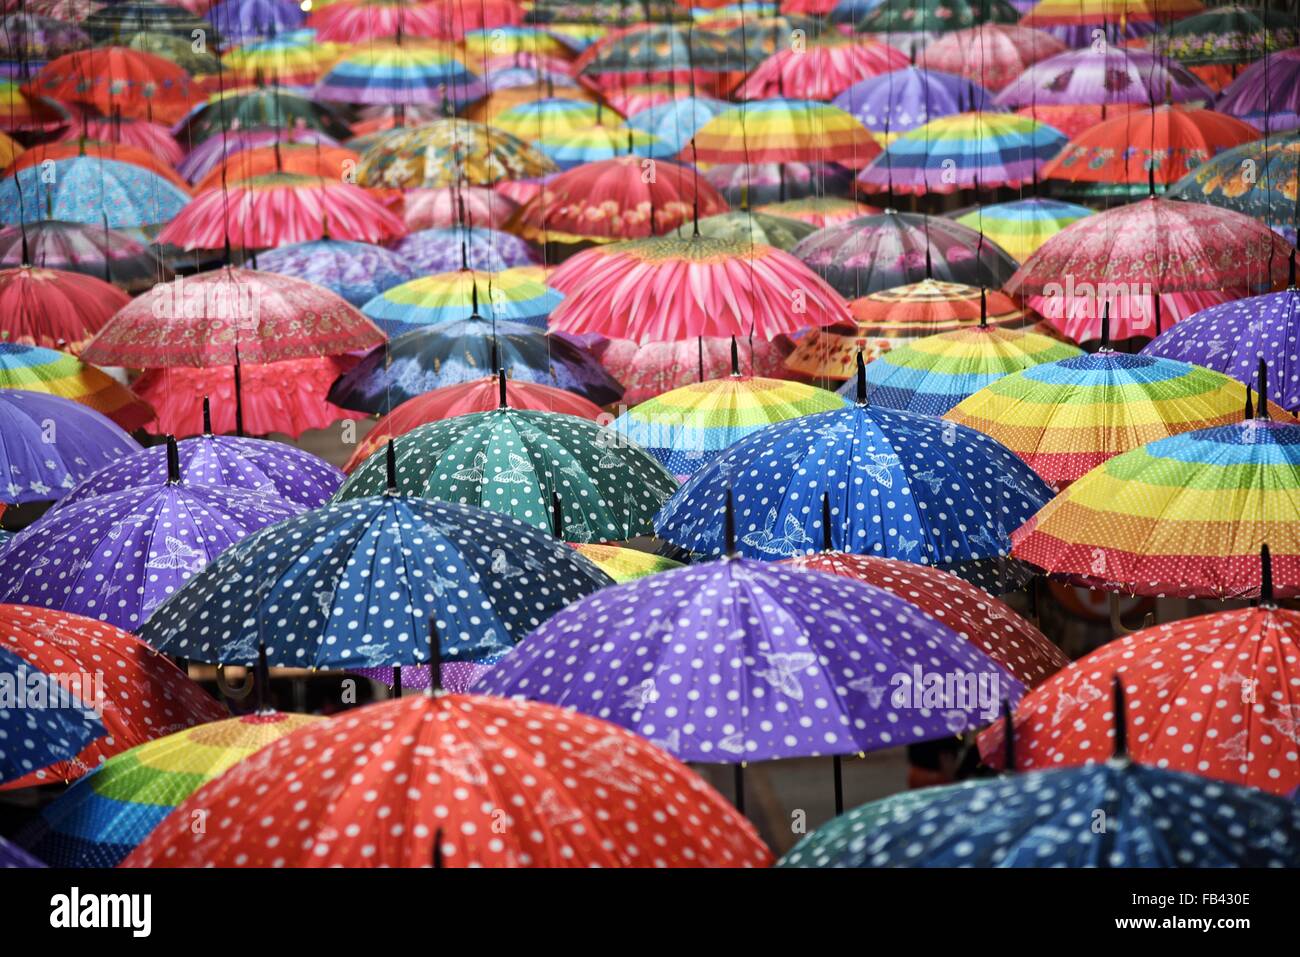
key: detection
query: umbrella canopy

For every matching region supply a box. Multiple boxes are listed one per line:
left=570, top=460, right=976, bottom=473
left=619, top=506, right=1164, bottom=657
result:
left=0, top=605, right=226, bottom=790
left=476, top=557, right=1024, bottom=761
left=122, top=693, right=772, bottom=867
left=1019, top=0, right=1206, bottom=46
left=1215, top=47, right=1300, bottom=132
left=0, top=835, right=43, bottom=867
left=980, top=599, right=1300, bottom=796
left=791, top=211, right=1020, bottom=298
left=252, top=239, right=417, bottom=308
left=344, top=376, right=604, bottom=471
left=531, top=125, right=670, bottom=170
left=81, top=1, right=216, bottom=43
left=591, top=335, right=795, bottom=404
left=177, top=89, right=352, bottom=144
left=994, top=47, right=1213, bottom=109
left=754, top=196, right=880, bottom=227
left=1041, top=106, right=1259, bottom=197
left=1005, top=198, right=1297, bottom=342
left=0, top=646, right=104, bottom=787
left=787, top=551, right=1066, bottom=687
left=306, top=0, right=453, bottom=42
left=25, top=47, right=197, bottom=123
left=336, top=406, right=676, bottom=542
left=548, top=235, right=851, bottom=342
left=951, top=198, right=1092, bottom=262
left=703, top=161, right=856, bottom=206
left=667, top=210, right=815, bottom=249
left=491, top=98, right=622, bottom=142
left=328, top=316, right=622, bottom=413
left=612, top=370, right=847, bottom=475
left=361, top=267, right=561, bottom=336
left=0, top=342, right=152, bottom=431
left=571, top=543, right=682, bottom=582
left=624, top=95, right=730, bottom=152
left=52, top=433, right=341, bottom=511
left=513, top=156, right=729, bottom=243
left=190, top=143, right=361, bottom=193
left=315, top=43, right=483, bottom=106
left=175, top=127, right=341, bottom=184
left=82, top=268, right=385, bottom=368
left=858, top=323, right=1082, bottom=416
left=0, top=220, right=170, bottom=293
left=856, top=111, right=1067, bottom=195
left=946, top=350, right=1267, bottom=490
left=0, top=157, right=191, bottom=229
left=0, top=390, right=139, bottom=506
left=735, top=37, right=909, bottom=102
left=856, top=0, right=1020, bottom=32
left=690, top=98, right=881, bottom=167
left=779, top=758, right=1300, bottom=867
left=392, top=225, right=538, bottom=273
left=575, top=23, right=748, bottom=92
left=399, top=186, right=519, bottom=231
left=0, top=12, right=88, bottom=59
left=207, top=0, right=306, bottom=44
left=356, top=120, right=557, bottom=188
left=0, top=79, right=68, bottom=132
left=20, top=712, right=316, bottom=867
left=1168, top=130, right=1299, bottom=243
left=143, top=494, right=613, bottom=667
left=1011, top=415, right=1300, bottom=599
left=1152, top=4, right=1296, bottom=68
left=916, top=24, right=1067, bottom=92
left=832, top=66, right=1000, bottom=138
left=0, top=266, right=130, bottom=353
left=1142, top=284, right=1300, bottom=412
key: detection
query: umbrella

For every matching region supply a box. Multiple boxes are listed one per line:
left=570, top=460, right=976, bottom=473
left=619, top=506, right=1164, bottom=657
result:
left=915, top=24, right=1067, bottom=92
left=58, top=110, right=183, bottom=162
left=25, top=47, right=197, bottom=124
left=121, top=692, right=772, bottom=867
left=735, top=37, right=909, bottom=102
left=855, top=111, right=1067, bottom=195
left=0, top=441, right=303, bottom=630
left=0, top=79, right=68, bottom=132
left=854, top=0, right=1020, bottom=32
left=993, top=47, right=1212, bottom=109
left=532, top=126, right=671, bottom=170
left=0, top=342, right=152, bottom=431
left=1216, top=47, right=1300, bottom=133
left=0, top=390, right=139, bottom=505
left=315, top=43, right=483, bottom=106
left=1019, top=0, right=1206, bottom=46
left=491, top=98, right=622, bottom=142
left=576, top=24, right=748, bottom=94
left=190, top=143, right=361, bottom=193
left=356, top=120, right=557, bottom=189
left=0, top=266, right=130, bottom=353
left=571, top=543, right=682, bottom=582
left=207, top=0, right=305, bottom=44
left=831, top=67, right=1000, bottom=139
left=0, top=157, right=190, bottom=229
left=336, top=399, right=676, bottom=542
left=222, top=30, right=343, bottom=86
left=787, top=549, right=1066, bottom=687
left=548, top=235, right=851, bottom=342
left=791, top=211, right=1020, bottom=298
left=399, top=186, right=519, bottom=232
left=0, top=646, right=104, bottom=786
left=1041, top=106, right=1259, bottom=197
left=20, top=712, right=317, bottom=868
left=176, top=89, right=352, bottom=144
left=624, top=95, right=730, bottom=152
left=0, top=12, right=88, bottom=59
left=1167, top=131, right=1299, bottom=244
left=81, top=1, right=217, bottom=43
left=1011, top=407, right=1300, bottom=600
left=754, top=197, right=880, bottom=227
left=655, top=366, right=1053, bottom=579
left=1005, top=198, right=1297, bottom=342
left=252, top=239, right=417, bottom=308
left=343, top=376, right=604, bottom=471
left=0, top=605, right=226, bottom=790
left=1153, top=5, right=1296, bottom=91
left=476, top=555, right=1024, bottom=762
left=392, top=225, right=538, bottom=274
left=703, top=161, right=856, bottom=206
left=612, top=347, right=847, bottom=475
left=0, top=836, right=43, bottom=868
left=1142, top=281, right=1300, bottom=412
left=690, top=98, right=881, bottom=167
left=590, top=335, right=795, bottom=404
left=512, top=155, right=728, bottom=243
left=858, top=322, right=1082, bottom=415
left=950, top=198, right=1092, bottom=262
left=0, top=220, right=169, bottom=293
left=6, top=139, right=188, bottom=191
left=361, top=268, right=561, bottom=337
left=175, top=127, right=341, bottom=185
left=123, top=31, right=222, bottom=76
left=666, top=210, right=815, bottom=250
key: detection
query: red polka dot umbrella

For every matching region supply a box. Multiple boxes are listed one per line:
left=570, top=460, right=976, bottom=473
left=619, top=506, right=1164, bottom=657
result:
left=0, top=266, right=129, bottom=354
left=121, top=693, right=773, bottom=867
left=0, top=605, right=227, bottom=791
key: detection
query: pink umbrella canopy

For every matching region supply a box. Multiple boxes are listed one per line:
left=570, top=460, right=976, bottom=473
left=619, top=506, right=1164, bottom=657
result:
left=993, top=47, right=1213, bottom=109
left=1005, top=198, right=1297, bottom=342
left=591, top=335, right=795, bottom=404
left=57, top=111, right=183, bottom=166
left=548, top=234, right=851, bottom=342
left=157, top=173, right=406, bottom=251
left=81, top=268, right=385, bottom=368
left=916, top=24, right=1067, bottom=92
left=734, top=38, right=909, bottom=102
left=399, top=185, right=519, bottom=231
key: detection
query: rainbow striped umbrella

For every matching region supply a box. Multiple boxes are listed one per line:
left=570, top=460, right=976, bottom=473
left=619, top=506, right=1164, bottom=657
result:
left=624, top=95, right=729, bottom=152
left=754, top=197, right=880, bottom=228
left=945, top=350, right=1268, bottom=490
left=1011, top=413, right=1300, bottom=600
left=857, top=112, right=1067, bottom=196
left=19, top=713, right=318, bottom=868
left=952, top=198, right=1092, bottom=263
left=316, top=44, right=483, bottom=105
left=571, top=544, right=682, bottom=582
left=1020, top=0, right=1205, bottom=46
left=612, top=367, right=848, bottom=476
left=858, top=324, right=1081, bottom=416
left=689, top=98, right=880, bottom=167
left=224, top=30, right=343, bottom=85
left=0, top=343, right=152, bottom=431
left=533, top=126, right=670, bottom=169
left=492, top=98, right=623, bottom=141
left=360, top=267, right=562, bottom=336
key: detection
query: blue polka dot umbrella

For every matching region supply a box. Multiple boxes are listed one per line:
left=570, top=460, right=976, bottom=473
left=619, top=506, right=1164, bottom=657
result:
left=139, top=482, right=614, bottom=668
left=0, top=646, right=104, bottom=786
left=654, top=358, right=1052, bottom=592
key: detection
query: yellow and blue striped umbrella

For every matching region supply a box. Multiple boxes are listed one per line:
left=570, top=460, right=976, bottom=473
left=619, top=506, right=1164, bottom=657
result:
left=361, top=267, right=562, bottom=336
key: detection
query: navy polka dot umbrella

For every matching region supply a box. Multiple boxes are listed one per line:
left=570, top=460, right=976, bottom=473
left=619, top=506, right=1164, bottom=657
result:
left=0, top=647, right=104, bottom=786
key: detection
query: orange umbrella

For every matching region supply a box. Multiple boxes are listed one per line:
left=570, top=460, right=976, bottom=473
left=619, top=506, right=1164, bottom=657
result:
left=192, top=143, right=362, bottom=193
left=25, top=47, right=198, bottom=123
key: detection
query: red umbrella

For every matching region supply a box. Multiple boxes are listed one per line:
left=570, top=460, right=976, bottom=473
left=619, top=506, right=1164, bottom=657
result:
left=513, top=156, right=729, bottom=244
left=121, top=693, right=773, bottom=867
left=307, top=0, right=460, bottom=42
left=191, top=144, right=362, bottom=193
left=0, top=605, right=227, bottom=790
left=0, top=266, right=129, bottom=354
left=591, top=335, right=795, bottom=404
left=25, top=48, right=197, bottom=124
left=735, top=38, right=908, bottom=101
left=56, top=110, right=183, bottom=165
left=1014, top=103, right=1141, bottom=140
left=343, top=375, right=604, bottom=471
left=157, top=173, right=406, bottom=251
left=400, top=186, right=519, bottom=231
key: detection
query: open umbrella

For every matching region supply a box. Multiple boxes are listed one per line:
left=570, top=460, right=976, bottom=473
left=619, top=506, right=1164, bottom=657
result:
left=362, top=268, right=561, bottom=336
left=1215, top=47, right=1300, bottom=133
left=666, top=210, right=816, bottom=250
left=0, top=390, right=139, bottom=506
left=0, top=221, right=169, bottom=293
left=207, top=0, right=305, bottom=44
left=624, top=95, right=729, bottom=152
left=356, top=120, right=557, bottom=189
left=491, top=98, right=622, bottom=142
left=735, top=37, right=908, bottom=102
left=81, top=1, right=217, bottom=43
left=690, top=98, right=881, bottom=167
left=916, top=24, right=1066, bottom=92
left=175, top=128, right=341, bottom=185
left=995, top=46, right=1212, bottom=111
left=0, top=266, right=130, bottom=353
left=703, top=161, right=856, bottom=206
left=0, top=342, right=152, bottom=430
left=316, top=43, right=483, bottom=106
left=1019, top=0, right=1205, bottom=46
left=1167, top=130, right=1300, bottom=244
left=306, top=0, right=451, bottom=42
left=590, top=335, right=794, bottom=404
left=392, top=225, right=538, bottom=273
left=576, top=23, right=748, bottom=95
left=252, top=239, right=416, bottom=308
left=754, top=197, right=880, bottom=227
left=25, top=47, right=197, bottom=123
left=189, top=143, right=361, bottom=194
left=177, top=89, right=352, bottom=144
left=832, top=66, right=1000, bottom=139
left=0, top=79, right=68, bottom=132
left=855, top=0, right=1020, bottom=32
left=951, top=198, right=1092, bottom=262
left=0, top=646, right=104, bottom=786
left=1152, top=5, right=1296, bottom=78
left=0, top=157, right=190, bottom=229
left=399, top=186, right=519, bottom=231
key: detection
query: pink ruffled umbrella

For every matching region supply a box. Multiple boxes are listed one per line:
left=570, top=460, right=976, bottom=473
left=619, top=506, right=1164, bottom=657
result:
left=400, top=186, right=519, bottom=231
left=307, top=0, right=450, bottom=43
left=1005, top=198, right=1296, bottom=342
left=56, top=111, right=182, bottom=166
left=591, top=335, right=795, bottom=404
left=548, top=234, right=851, bottom=343
left=916, top=24, right=1067, bottom=92
left=735, top=38, right=908, bottom=101
left=157, top=173, right=406, bottom=251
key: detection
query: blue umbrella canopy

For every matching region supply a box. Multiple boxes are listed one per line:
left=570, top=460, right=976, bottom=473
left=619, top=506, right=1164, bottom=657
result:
left=253, top=239, right=418, bottom=308
left=625, top=95, right=731, bottom=152
left=139, top=493, right=615, bottom=667
left=778, top=758, right=1300, bottom=867
left=0, top=159, right=190, bottom=229
left=0, top=647, right=105, bottom=785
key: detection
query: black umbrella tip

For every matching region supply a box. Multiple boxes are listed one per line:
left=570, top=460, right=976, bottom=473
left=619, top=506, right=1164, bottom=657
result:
left=551, top=490, right=563, bottom=538
left=201, top=395, right=212, bottom=435
left=497, top=367, right=508, bottom=409
left=165, top=435, right=181, bottom=484
left=821, top=492, right=833, bottom=553
left=385, top=439, right=398, bottom=495
left=1260, top=543, right=1276, bottom=606
left=1257, top=358, right=1269, bottom=420
left=1112, top=676, right=1128, bottom=759
left=427, top=616, right=444, bottom=695
left=723, top=488, right=736, bottom=557
left=729, top=336, right=740, bottom=377
left=1002, top=699, right=1016, bottom=773
left=855, top=349, right=867, bottom=405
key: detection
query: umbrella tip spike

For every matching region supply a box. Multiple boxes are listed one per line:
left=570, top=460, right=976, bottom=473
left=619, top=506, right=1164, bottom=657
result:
left=165, top=435, right=181, bottom=485
left=551, top=490, right=563, bottom=539
left=855, top=350, right=867, bottom=406
left=821, top=492, right=832, bottom=553
left=1100, top=303, right=1110, bottom=349
left=202, top=395, right=212, bottom=436
left=385, top=440, right=398, bottom=495
left=730, top=336, right=739, bottom=377
left=1002, top=699, right=1015, bottom=773
left=428, top=616, right=443, bottom=695
left=979, top=287, right=987, bottom=328
left=1112, top=677, right=1128, bottom=759
left=433, top=827, right=444, bottom=869
left=1257, top=358, right=1269, bottom=420
left=1261, top=543, right=1275, bottom=606
left=1245, top=383, right=1254, bottom=421
left=1289, top=248, right=1296, bottom=289
left=723, top=488, right=736, bottom=557
left=498, top=367, right=508, bottom=409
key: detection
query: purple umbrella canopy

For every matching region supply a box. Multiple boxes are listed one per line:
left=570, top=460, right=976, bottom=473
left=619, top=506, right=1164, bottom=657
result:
left=1216, top=47, right=1300, bottom=133
left=993, top=48, right=1213, bottom=109
left=352, top=659, right=502, bottom=694
left=206, top=0, right=305, bottom=45
left=389, top=227, right=538, bottom=275
left=49, top=431, right=343, bottom=512
left=1142, top=282, right=1300, bottom=413
left=474, top=557, right=1024, bottom=762
left=0, top=13, right=88, bottom=59
left=253, top=239, right=417, bottom=308
left=0, top=221, right=171, bottom=292
left=832, top=67, right=1001, bottom=137
left=175, top=128, right=341, bottom=185
left=0, top=391, right=141, bottom=506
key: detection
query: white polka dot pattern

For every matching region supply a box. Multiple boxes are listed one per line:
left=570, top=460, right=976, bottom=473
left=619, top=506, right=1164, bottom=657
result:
left=0, top=647, right=104, bottom=785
